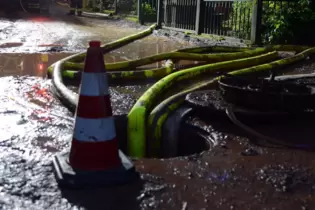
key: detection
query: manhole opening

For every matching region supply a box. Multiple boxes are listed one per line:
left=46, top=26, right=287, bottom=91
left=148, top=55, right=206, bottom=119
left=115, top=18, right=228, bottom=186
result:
left=115, top=114, right=211, bottom=159
left=174, top=122, right=211, bottom=157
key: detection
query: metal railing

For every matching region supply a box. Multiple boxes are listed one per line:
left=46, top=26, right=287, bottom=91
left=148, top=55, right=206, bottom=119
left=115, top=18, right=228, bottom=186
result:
left=160, top=0, right=252, bottom=40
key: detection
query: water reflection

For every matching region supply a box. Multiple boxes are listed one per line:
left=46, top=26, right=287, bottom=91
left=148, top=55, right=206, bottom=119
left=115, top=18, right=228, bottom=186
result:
left=0, top=38, right=192, bottom=78
left=115, top=38, right=193, bottom=69
left=0, top=53, right=72, bottom=77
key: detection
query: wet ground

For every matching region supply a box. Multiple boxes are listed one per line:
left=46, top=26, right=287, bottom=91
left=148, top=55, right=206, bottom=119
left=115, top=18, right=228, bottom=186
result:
left=0, top=3, right=200, bottom=210
left=1, top=2, right=315, bottom=210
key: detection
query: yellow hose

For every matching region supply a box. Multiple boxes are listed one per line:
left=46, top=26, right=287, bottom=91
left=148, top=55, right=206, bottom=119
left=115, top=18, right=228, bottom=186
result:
left=147, top=47, right=315, bottom=157
left=47, top=22, right=313, bottom=158
left=49, top=47, right=268, bottom=73
left=127, top=51, right=278, bottom=157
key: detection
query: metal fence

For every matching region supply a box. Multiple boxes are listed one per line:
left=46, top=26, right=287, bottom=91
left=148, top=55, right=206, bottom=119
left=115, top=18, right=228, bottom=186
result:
left=163, top=0, right=197, bottom=30
left=155, top=0, right=253, bottom=40
left=111, top=0, right=301, bottom=44
left=83, top=0, right=301, bottom=43
left=203, top=0, right=252, bottom=39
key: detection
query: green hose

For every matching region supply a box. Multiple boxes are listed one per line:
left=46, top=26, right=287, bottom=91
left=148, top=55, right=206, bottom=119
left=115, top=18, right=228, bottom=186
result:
left=49, top=47, right=274, bottom=81
left=147, top=47, right=315, bottom=157
left=48, top=22, right=313, bottom=159
left=49, top=47, right=269, bottom=74
left=69, top=24, right=158, bottom=63
left=53, top=60, right=175, bottom=81
left=127, top=50, right=278, bottom=157
left=47, top=23, right=158, bottom=74
left=50, top=24, right=159, bottom=112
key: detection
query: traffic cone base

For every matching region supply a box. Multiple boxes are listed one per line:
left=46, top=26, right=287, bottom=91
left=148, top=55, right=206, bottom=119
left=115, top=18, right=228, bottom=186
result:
left=53, top=148, right=138, bottom=189
left=53, top=114, right=138, bottom=188
left=52, top=40, right=139, bottom=188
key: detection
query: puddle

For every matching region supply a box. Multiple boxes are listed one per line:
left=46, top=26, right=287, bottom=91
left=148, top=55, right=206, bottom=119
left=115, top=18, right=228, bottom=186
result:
left=0, top=76, right=72, bottom=154
left=0, top=36, right=194, bottom=77
left=0, top=53, right=72, bottom=77
left=0, top=1, right=193, bottom=56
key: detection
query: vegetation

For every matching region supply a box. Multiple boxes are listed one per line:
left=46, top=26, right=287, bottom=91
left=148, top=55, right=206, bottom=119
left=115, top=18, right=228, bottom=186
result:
left=84, top=0, right=136, bottom=13
left=142, top=2, right=156, bottom=16
left=227, top=0, right=315, bottom=45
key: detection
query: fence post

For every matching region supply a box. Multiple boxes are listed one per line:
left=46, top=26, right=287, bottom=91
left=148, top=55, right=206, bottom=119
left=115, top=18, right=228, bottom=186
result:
left=138, top=0, right=144, bottom=25
left=92, top=0, right=96, bottom=11
left=114, top=0, right=118, bottom=14
left=164, top=0, right=168, bottom=26
left=251, top=0, right=263, bottom=45
left=157, top=0, right=163, bottom=28
left=195, top=0, right=205, bottom=34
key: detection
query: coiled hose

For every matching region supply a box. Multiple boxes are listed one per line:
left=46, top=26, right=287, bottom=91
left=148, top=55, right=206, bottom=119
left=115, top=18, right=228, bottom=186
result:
left=225, top=105, right=315, bottom=151
left=147, top=47, right=315, bottom=157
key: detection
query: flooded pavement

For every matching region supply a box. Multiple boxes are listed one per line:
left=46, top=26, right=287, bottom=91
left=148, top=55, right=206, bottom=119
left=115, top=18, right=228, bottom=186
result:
left=2, top=59, right=315, bottom=209
left=0, top=3, right=197, bottom=210
left=0, top=76, right=72, bottom=209
left=0, top=76, right=150, bottom=209
left=2, top=2, right=315, bottom=209
left=0, top=2, right=191, bottom=54
left=0, top=53, right=72, bottom=77
left=3, top=71, right=315, bottom=210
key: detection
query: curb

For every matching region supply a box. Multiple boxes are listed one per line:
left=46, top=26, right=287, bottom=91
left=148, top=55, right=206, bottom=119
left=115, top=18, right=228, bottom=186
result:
left=82, top=12, right=111, bottom=18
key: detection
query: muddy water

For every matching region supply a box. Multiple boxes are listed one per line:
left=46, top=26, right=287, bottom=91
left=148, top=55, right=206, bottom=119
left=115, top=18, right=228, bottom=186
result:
left=0, top=76, right=72, bottom=151
left=0, top=52, right=131, bottom=77
left=0, top=0, right=192, bottom=55
left=0, top=53, right=72, bottom=77
left=3, top=5, right=315, bottom=208
left=1, top=51, right=315, bottom=210
left=0, top=9, right=203, bottom=208
left=0, top=46, right=181, bottom=116
left=0, top=38, right=191, bottom=76
left=0, top=33, right=193, bottom=116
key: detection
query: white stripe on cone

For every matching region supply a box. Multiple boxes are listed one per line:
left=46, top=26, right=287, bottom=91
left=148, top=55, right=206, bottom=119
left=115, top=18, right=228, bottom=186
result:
left=80, top=72, right=109, bottom=96
left=73, top=116, right=116, bottom=142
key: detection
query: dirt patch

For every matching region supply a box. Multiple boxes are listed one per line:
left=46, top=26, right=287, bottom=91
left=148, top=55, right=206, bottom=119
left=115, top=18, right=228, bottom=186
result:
left=153, top=28, right=247, bottom=48
left=135, top=115, right=315, bottom=209
left=132, top=59, right=315, bottom=209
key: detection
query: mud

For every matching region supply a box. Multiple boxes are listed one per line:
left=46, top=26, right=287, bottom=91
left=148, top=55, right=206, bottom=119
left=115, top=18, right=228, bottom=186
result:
left=153, top=28, right=247, bottom=48
left=136, top=114, right=315, bottom=209
left=0, top=75, right=314, bottom=210
left=1, top=60, right=314, bottom=209
left=280, top=56, right=315, bottom=76
left=2, top=2, right=315, bottom=209
left=132, top=58, right=315, bottom=209
left=110, top=84, right=153, bottom=115
left=0, top=76, right=154, bottom=209
left=186, top=90, right=227, bottom=111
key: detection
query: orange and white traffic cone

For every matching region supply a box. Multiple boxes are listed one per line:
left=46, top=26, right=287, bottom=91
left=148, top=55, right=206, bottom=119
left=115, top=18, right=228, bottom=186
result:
left=53, top=40, right=138, bottom=188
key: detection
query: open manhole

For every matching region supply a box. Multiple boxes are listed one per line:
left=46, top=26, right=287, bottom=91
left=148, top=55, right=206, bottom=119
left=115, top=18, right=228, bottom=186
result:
left=115, top=108, right=212, bottom=159
left=175, top=119, right=213, bottom=157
